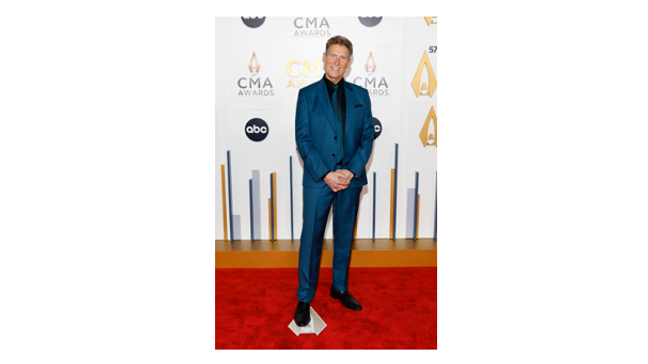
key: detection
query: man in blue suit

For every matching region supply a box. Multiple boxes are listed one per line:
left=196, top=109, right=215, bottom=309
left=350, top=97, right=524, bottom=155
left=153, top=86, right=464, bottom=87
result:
left=294, top=36, right=375, bottom=327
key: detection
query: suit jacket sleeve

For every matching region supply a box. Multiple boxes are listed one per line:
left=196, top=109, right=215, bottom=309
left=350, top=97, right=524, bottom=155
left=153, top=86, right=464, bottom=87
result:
left=295, top=88, right=329, bottom=183
left=345, top=89, right=374, bottom=178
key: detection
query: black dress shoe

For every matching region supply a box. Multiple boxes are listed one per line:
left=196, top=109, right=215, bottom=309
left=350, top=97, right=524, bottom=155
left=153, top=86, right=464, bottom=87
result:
left=294, top=301, right=311, bottom=326
left=330, top=286, right=362, bottom=310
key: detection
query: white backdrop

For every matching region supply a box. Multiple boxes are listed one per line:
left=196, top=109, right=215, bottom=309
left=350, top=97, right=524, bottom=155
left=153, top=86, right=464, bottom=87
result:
left=216, top=16, right=437, bottom=240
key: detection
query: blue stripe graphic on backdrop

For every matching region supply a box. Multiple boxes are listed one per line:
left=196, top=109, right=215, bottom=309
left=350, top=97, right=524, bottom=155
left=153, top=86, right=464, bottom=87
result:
left=270, top=173, right=274, bottom=241
left=372, top=172, right=376, bottom=241
left=434, top=171, right=437, bottom=240
left=393, top=143, right=399, bottom=240
left=249, top=179, right=254, bottom=241
left=414, top=171, right=419, bottom=241
left=252, top=170, right=261, bottom=240
left=227, top=151, right=234, bottom=241
left=290, top=156, right=294, bottom=242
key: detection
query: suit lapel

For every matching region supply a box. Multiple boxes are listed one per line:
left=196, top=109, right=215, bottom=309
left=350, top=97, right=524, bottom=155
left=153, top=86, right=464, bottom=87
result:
left=344, top=82, right=358, bottom=138
left=315, top=80, right=337, bottom=132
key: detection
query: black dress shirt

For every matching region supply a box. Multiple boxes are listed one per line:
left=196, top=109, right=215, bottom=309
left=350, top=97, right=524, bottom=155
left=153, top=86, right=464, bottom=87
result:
left=322, top=75, right=346, bottom=135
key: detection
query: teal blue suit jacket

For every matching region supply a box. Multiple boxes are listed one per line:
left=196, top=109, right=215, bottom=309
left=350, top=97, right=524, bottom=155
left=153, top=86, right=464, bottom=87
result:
left=295, top=78, right=374, bottom=188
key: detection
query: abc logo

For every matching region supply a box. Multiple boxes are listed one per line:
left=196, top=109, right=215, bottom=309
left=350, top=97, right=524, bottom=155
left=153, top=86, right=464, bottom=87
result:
left=241, top=17, right=266, bottom=28
left=372, top=117, right=382, bottom=139
left=359, top=17, right=383, bottom=27
left=245, top=118, right=269, bottom=142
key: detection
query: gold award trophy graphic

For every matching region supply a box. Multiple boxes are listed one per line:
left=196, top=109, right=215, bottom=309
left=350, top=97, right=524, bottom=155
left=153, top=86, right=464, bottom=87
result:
left=411, top=51, right=436, bottom=98
left=248, top=53, right=260, bottom=76
left=365, top=52, right=377, bottom=75
left=420, top=106, right=437, bottom=148
left=424, top=16, right=437, bottom=25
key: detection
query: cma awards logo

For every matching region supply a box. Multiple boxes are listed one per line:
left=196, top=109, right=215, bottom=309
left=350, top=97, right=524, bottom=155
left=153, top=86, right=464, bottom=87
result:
left=237, top=53, right=274, bottom=97
left=352, top=52, right=389, bottom=96
left=245, top=118, right=269, bottom=142
left=241, top=17, right=266, bottom=28
left=424, top=16, right=437, bottom=25
left=358, top=17, right=382, bottom=27
left=293, top=17, right=331, bottom=37
left=411, top=51, right=437, bottom=98
left=286, top=59, right=322, bottom=88
left=419, top=106, right=437, bottom=148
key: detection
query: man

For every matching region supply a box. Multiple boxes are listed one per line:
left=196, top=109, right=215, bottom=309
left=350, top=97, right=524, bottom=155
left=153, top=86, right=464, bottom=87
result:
left=294, top=35, right=375, bottom=327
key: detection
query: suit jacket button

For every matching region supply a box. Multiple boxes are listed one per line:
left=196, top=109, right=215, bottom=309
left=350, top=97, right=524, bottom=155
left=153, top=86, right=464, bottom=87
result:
left=332, top=154, right=335, bottom=157
left=334, top=136, right=337, bottom=140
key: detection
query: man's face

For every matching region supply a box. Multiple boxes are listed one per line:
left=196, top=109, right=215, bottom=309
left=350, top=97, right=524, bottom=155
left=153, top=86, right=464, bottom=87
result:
left=323, top=44, right=350, bottom=84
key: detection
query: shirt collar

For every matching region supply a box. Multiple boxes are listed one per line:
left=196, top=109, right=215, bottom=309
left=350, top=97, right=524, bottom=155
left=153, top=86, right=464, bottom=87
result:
left=323, top=74, right=345, bottom=91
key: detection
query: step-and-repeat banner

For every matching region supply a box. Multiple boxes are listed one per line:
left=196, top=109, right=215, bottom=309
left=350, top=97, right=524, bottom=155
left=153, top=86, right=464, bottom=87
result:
left=216, top=16, right=437, bottom=241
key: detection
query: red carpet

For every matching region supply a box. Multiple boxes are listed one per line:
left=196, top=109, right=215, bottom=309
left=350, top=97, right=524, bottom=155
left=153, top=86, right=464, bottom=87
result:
left=215, top=267, right=436, bottom=349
